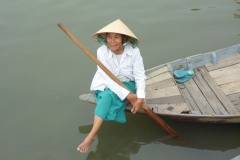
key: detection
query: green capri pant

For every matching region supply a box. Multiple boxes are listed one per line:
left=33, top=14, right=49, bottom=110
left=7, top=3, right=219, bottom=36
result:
left=94, top=81, right=136, bottom=123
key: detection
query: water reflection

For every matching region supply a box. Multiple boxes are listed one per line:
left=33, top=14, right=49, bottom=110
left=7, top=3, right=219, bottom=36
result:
left=79, top=115, right=240, bottom=159
left=79, top=115, right=172, bottom=160
left=162, top=123, right=240, bottom=151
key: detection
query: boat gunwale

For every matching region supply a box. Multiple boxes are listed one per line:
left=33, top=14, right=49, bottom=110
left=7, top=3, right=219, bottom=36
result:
left=146, top=44, right=240, bottom=74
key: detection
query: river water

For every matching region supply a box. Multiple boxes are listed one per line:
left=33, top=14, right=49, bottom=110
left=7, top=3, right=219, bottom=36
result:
left=1, top=0, right=240, bottom=160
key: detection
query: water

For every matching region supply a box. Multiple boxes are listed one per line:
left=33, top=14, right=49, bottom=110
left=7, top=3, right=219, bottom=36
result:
left=0, top=0, right=240, bottom=159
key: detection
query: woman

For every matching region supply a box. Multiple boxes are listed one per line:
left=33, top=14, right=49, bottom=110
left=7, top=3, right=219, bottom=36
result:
left=77, top=19, right=146, bottom=153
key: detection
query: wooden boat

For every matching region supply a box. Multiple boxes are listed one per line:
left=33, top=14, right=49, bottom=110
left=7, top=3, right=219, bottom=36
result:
left=79, top=44, right=240, bottom=123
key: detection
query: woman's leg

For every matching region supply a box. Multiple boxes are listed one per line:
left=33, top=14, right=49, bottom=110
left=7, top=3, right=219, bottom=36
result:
left=77, top=115, right=104, bottom=153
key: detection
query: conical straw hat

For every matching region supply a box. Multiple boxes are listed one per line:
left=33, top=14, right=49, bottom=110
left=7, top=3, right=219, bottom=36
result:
left=92, top=19, right=139, bottom=45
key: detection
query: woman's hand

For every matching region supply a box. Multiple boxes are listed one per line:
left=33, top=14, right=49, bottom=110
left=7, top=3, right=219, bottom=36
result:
left=131, top=98, right=144, bottom=114
left=126, top=93, right=144, bottom=114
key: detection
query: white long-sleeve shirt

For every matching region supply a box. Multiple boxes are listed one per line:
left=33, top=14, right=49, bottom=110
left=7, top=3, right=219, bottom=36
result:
left=90, top=44, right=146, bottom=100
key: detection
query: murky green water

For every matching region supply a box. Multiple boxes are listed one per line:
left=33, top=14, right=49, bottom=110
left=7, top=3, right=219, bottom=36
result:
left=0, top=0, right=240, bottom=160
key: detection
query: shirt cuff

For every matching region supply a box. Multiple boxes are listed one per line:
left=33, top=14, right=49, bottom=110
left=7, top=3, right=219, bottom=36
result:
left=136, top=87, right=145, bottom=99
left=118, top=87, right=130, bottom=101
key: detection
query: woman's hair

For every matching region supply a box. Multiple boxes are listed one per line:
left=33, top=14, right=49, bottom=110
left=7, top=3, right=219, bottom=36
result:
left=121, top=35, right=128, bottom=44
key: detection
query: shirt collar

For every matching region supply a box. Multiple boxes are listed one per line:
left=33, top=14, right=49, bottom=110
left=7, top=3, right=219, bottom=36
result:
left=107, top=44, right=133, bottom=59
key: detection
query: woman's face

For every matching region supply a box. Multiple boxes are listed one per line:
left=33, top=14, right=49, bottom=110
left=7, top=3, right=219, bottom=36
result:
left=106, top=33, right=123, bottom=54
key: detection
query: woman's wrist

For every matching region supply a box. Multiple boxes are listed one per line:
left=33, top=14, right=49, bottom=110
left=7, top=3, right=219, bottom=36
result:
left=137, top=98, right=144, bottom=102
left=126, top=93, right=133, bottom=100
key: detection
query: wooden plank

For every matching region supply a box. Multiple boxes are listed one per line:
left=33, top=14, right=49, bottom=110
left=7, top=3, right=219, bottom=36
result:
left=79, top=94, right=95, bottom=103
left=230, top=155, right=240, bottom=160
left=235, top=104, right=240, bottom=113
left=146, top=66, right=169, bottom=79
left=193, top=69, right=228, bottom=115
left=148, top=103, right=190, bottom=114
left=184, top=79, right=214, bottom=115
left=208, top=63, right=240, bottom=79
left=146, top=95, right=185, bottom=104
left=198, top=67, right=238, bottom=114
left=227, top=92, right=240, bottom=104
left=205, top=54, right=240, bottom=71
left=212, top=45, right=240, bottom=63
left=168, top=45, right=239, bottom=71
left=146, top=64, right=165, bottom=75
left=177, top=83, right=202, bottom=115
left=215, top=53, right=240, bottom=63
left=227, top=93, right=240, bottom=113
left=220, top=80, right=240, bottom=95
left=214, top=72, right=240, bottom=85
left=186, top=53, right=212, bottom=69
left=146, top=71, right=173, bottom=85
left=146, top=78, right=176, bottom=92
left=169, top=53, right=212, bottom=70
left=146, top=85, right=181, bottom=99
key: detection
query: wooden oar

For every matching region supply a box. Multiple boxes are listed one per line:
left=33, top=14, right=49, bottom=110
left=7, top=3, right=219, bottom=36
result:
left=57, top=23, right=178, bottom=138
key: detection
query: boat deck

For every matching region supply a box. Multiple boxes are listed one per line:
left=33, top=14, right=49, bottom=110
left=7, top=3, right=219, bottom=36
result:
left=146, top=50, right=240, bottom=116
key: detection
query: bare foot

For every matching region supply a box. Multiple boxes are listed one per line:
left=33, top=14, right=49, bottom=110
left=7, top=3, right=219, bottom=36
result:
left=77, top=136, right=94, bottom=153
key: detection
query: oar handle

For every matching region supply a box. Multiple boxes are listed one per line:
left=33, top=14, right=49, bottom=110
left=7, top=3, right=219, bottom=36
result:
left=57, top=23, right=178, bottom=138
